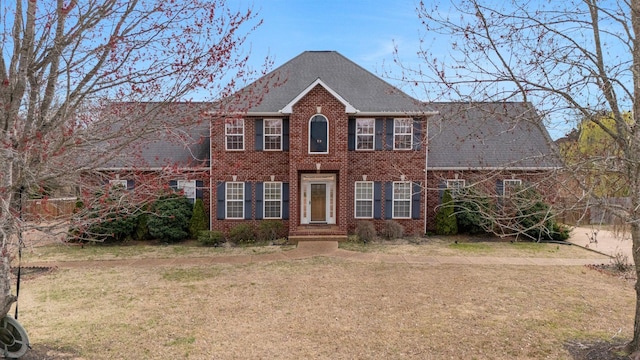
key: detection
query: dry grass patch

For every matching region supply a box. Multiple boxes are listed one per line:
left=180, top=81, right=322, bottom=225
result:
left=21, top=241, right=295, bottom=263
left=340, top=237, right=610, bottom=259
left=14, top=257, right=634, bottom=359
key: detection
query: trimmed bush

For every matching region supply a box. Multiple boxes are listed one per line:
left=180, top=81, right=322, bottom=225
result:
left=256, top=220, right=286, bottom=243
left=147, top=194, right=193, bottom=243
left=189, top=199, right=208, bottom=239
left=355, top=221, right=376, bottom=243
left=228, top=223, right=256, bottom=245
left=382, top=220, right=404, bottom=239
left=198, top=230, right=225, bottom=247
left=435, top=189, right=458, bottom=235
left=455, top=188, right=492, bottom=235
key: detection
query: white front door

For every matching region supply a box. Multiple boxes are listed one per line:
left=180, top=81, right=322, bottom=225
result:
left=301, top=174, right=336, bottom=224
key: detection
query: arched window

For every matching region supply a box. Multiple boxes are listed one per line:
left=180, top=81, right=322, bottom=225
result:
left=309, top=115, right=328, bottom=153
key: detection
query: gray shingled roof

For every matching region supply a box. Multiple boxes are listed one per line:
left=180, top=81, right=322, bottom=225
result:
left=240, top=51, right=431, bottom=113
left=101, top=103, right=210, bottom=169
left=427, top=102, right=561, bottom=169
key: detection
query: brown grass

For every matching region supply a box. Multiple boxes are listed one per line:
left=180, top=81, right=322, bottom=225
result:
left=12, top=241, right=634, bottom=359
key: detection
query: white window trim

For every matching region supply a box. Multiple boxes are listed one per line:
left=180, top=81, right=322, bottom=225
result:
left=108, top=179, right=128, bottom=188
left=354, top=181, right=374, bottom=219
left=446, top=179, right=466, bottom=197
left=263, top=118, right=282, bottom=151
left=355, top=118, right=375, bottom=151
left=177, top=180, right=196, bottom=200
left=308, top=114, right=329, bottom=154
left=392, top=181, right=412, bottom=219
left=225, top=182, right=244, bottom=219
left=225, top=118, right=245, bottom=151
left=503, top=179, right=522, bottom=197
left=393, top=118, right=413, bottom=150
left=263, top=181, right=282, bottom=219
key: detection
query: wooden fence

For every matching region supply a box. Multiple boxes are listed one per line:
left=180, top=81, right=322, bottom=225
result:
left=25, top=198, right=76, bottom=221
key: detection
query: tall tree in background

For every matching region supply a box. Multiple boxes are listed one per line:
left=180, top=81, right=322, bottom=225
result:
left=0, top=0, right=266, bottom=321
left=406, top=0, right=640, bottom=354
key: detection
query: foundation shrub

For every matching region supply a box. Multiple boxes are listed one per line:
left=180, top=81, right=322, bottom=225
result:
left=355, top=221, right=376, bottom=243
left=228, top=223, right=256, bottom=245
left=382, top=220, right=404, bottom=239
left=198, top=230, right=225, bottom=247
left=256, top=220, right=286, bottom=243
left=435, top=189, right=458, bottom=235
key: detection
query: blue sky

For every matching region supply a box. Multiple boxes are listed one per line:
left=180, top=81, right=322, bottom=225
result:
left=240, top=0, right=423, bottom=92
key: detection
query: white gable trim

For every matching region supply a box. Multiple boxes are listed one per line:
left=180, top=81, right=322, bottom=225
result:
left=280, top=78, right=358, bottom=114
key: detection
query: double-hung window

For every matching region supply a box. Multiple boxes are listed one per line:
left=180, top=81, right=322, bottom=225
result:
left=177, top=180, right=196, bottom=201
left=393, top=182, right=412, bottom=218
left=503, top=179, right=522, bottom=197
left=393, top=118, right=413, bottom=150
left=109, top=179, right=128, bottom=189
left=264, top=119, right=282, bottom=151
left=354, top=181, right=374, bottom=218
left=356, top=119, right=375, bottom=150
left=226, top=182, right=244, bottom=219
left=264, top=182, right=282, bottom=219
left=225, top=119, right=244, bottom=150
left=446, top=179, right=466, bottom=198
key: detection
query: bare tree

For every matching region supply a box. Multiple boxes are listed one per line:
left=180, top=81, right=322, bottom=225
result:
left=402, top=0, right=640, bottom=354
left=0, top=0, right=267, bottom=329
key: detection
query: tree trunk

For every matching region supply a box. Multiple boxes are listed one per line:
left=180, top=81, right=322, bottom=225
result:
left=628, top=225, right=640, bottom=355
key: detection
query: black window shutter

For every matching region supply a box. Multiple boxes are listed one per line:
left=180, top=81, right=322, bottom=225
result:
left=169, top=180, right=178, bottom=191
left=413, top=120, right=422, bottom=151
left=126, top=180, right=135, bottom=190
left=496, top=179, right=504, bottom=196
left=244, top=182, right=252, bottom=220
left=385, top=119, right=394, bottom=150
left=282, top=183, right=290, bottom=219
left=412, top=182, right=421, bottom=219
left=255, top=182, right=263, bottom=220
left=282, top=119, right=290, bottom=151
left=196, top=180, right=204, bottom=199
left=216, top=182, right=225, bottom=220
left=255, top=119, right=263, bottom=151
left=348, top=119, right=355, bottom=151
left=374, top=182, right=382, bottom=219
left=375, top=119, right=384, bottom=151
left=384, top=182, right=393, bottom=219
left=439, top=181, right=447, bottom=203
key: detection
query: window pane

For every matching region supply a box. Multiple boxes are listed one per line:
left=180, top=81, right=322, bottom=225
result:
left=394, top=118, right=412, bottom=150
left=264, top=182, right=282, bottom=218
left=355, top=182, right=373, bottom=218
left=264, top=119, right=282, bottom=150
left=226, top=182, right=244, bottom=219
left=310, top=115, right=328, bottom=153
left=226, top=119, right=244, bottom=150
left=393, top=182, right=411, bottom=218
left=356, top=119, right=374, bottom=150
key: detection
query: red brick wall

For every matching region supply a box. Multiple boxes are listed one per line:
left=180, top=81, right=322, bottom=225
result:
left=425, top=169, right=558, bottom=231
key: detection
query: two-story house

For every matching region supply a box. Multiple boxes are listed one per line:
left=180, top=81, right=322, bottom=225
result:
left=98, top=51, right=561, bottom=241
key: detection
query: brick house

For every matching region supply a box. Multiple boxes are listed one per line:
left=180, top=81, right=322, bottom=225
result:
left=100, top=51, right=561, bottom=241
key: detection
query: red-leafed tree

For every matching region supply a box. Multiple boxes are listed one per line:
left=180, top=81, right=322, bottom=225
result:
left=402, top=0, right=640, bottom=355
left=0, top=0, right=268, bottom=324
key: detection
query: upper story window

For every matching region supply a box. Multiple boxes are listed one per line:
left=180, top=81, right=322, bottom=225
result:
left=393, top=118, right=413, bottom=150
left=356, top=118, right=375, bottom=150
left=309, top=115, right=328, bottom=153
left=225, top=118, right=244, bottom=151
left=264, top=119, right=282, bottom=151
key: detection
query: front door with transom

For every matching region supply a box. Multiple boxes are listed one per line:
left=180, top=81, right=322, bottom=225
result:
left=301, top=174, right=336, bottom=224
